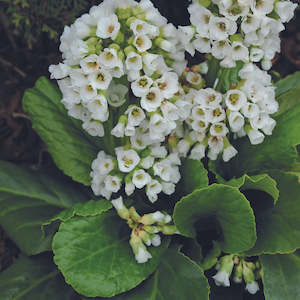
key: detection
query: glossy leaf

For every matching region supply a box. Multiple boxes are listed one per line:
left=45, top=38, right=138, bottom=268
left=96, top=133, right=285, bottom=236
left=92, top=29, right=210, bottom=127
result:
left=181, top=158, right=208, bottom=194
left=173, top=184, right=256, bottom=253
left=275, top=71, right=300, bottom=97
left=260, top=250, right=300, bottom=300
left=273, top=87, right=300, bottom=117
left=0, top=255, right=76, bottom=300
left=53, top=211, right=169, bottom=298
left=226, top=174, right=279, bottom=204
left=247, top=171, right=300, bottom=255
left=113, top=247, right=210, bottom=300
left=43, top=199, right=112, bottom=228
left=0, top=161, right=84, bottom=255
left=23, top=77, right=102, bottom=186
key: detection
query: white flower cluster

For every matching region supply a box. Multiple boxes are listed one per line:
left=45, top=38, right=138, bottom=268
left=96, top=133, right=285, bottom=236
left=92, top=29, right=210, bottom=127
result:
left=49, top=0, right=187, bottom=138
left=183, top=0, right=297, bottom=69
left=213, top=255, right=261, bottom=295
left=91, top=147, right=181, bottom=202
left=172, top=62, right=277, bottom=162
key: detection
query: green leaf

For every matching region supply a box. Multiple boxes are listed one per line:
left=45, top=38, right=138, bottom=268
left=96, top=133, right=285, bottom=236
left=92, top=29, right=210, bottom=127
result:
left=0, top=161, right=84, bottom=255
left=220, top=103, right=300, bottom=178
left=173, top=184, right=256, bottom=253
left=200, top=241, right=222, bottom=271
left=52, top=211, right=169, bottom=298
left=43, top=199, right=112, bottom=228
left=226, top=174, right=279, bottom=204
left=113, top=247, right=210, bottom=300
left=275, top=71, right=300, bottom=98
left=215, top=61, right=243, bottom=93
left=0, top=255, right=76, bottom=300
left=23, top=77, right=101, bottom=186
left=260, top=250, right=300, bottom=300
left=246, top=171, right=300, bottom=255
left=181, top=159, right=208, bottom=194
left=273, top=87, right=300, bottom=117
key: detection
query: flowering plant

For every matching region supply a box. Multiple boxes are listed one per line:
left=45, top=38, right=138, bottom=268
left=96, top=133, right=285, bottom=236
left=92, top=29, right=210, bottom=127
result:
left=0, top=0, right=299, bottom=299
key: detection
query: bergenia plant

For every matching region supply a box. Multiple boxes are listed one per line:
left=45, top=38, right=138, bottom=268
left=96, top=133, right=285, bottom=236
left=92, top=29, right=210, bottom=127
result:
left=0, top=0, right=299, bottom=299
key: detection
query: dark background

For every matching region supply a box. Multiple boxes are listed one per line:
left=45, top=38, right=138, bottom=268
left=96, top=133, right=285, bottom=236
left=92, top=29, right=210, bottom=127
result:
left=0, top=1, right=299, bottom=298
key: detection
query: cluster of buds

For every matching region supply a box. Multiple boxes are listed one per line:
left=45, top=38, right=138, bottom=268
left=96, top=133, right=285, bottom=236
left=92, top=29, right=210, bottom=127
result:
left=112, top=197, right=178, bottom=263
left=213, top=254, right=262, bottom=294
left=183, top=0, right=297, bottom=69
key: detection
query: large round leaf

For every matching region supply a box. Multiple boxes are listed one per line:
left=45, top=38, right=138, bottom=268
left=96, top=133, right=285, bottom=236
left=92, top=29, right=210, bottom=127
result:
left=113, top=247, right=210, bottom=300
left=52, top=211, right=169, bottom=298
left=247, top=171, right=300, bottom=255
left=260, top=250, right=300, bottom=300
left=173, top=184, right=256, bottom=253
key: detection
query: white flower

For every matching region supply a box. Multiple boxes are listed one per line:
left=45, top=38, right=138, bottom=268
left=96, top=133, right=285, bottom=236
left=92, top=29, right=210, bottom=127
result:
left=252, top=0, right=275, bottom=16
left=130, top=19, right=159, bottom=37
left=132, top=169, right=151, bottom=189
left=131, top=75, right=153, bottom=97
left=141, top=87, right=163, bottom=112
left=82, top=120, right=104, bottom=137
left=142, top=53, right=160, bottom=76
left=193, top=35, right=211, bottom=53
left=104, top=175, right=122, bottom=193
left=150, top=144, right=168, bottom=158
left=135, top=246, right=152, bottom=264
left=69, top=69, right=89, bottom=87
left=146, top=180, right=162, bottom=203
left=178, top=26, right=196, bottom=56
left=155, top=72, right=179, bottom=99
left=241, top=102, right=260, bottom=118
left=208, top=136, right=224, bottom=154
left=212, top=40, right=232, bottom=59
left=209, top=16, right=237, bottom=41
left=261, top=117, right=276, bottom=135
left=116, top=148, right=140, bottom=173
left=276, top=1, right=297, bottom=23
left=151, top=234, right=161, bottom=247
left=210, top=123, right=229, bottom=137
left=231, top=42, right=249, bottom=61
left=186, top=72, right=203, bottom=86
left=195, top=88, right=222, bottom=108
left=161, top=181, right=176, bottom=195
left=133, top=35, right=152, bottom=52
left=73, top=18, right=92, bottom=39
left=247, top=128, right=265, bottom=145
left=125, top=52, right=143, bottom=71
left=228, top=111, right=245, bottom=132
left=261, top=59, right=272, bottom=71
left=89, top=69, right=112, bottom=90
left=250, top=47, right=264, bottom=62
left=80, top=84, right=98, bottom=102
left=70, top=39, right=89, bottom=61
left=96, top=14, right=120, bottom=40
left=112, top=122, right=125, bottom=138
left=86, top=95, right=109, bottom=122
left=225, top=89, right=247, bottom=111
left=189, top=4, right=212, bottom=37
left=126, top=106, right=146, bottom=127
left=208, top=106, right=226, bottom=123
left=223, top=145, right=238, bottom=162
left=110, top=60, right=125, bottom=78
left=191, top=106, right=208, bottom=121
left=107, top=82, right=128, bottom=107
left=241, top=15, right=261, bottom=34
left=49, top=63, right=70, bottom=79
left=212, top=270, right=230, bottom=287
left=125, top=182, right=135, bottom=196
left=94, top=157, right=114, bottom=175
left=153, top=160, right=173, bottom=182
left=141, top=156, right=155, bottom=169
left=192, top=119, right=209, bottom=132
left=111, top=196, right=124, bottom=210
left=249, top=113, right=270, bottom=130
left=245, top=281, right=260, bottom=295
left=80, top=55, right=100, bottom=74
left=99, top=48, right=120, bottom=69
left=190, top=143, right=206, bottom=160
